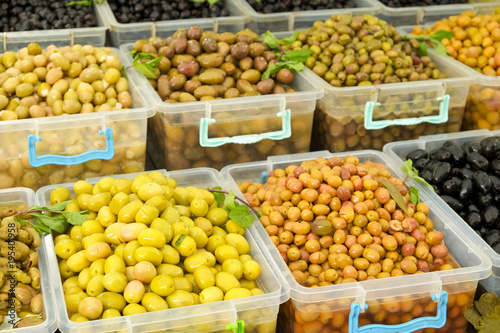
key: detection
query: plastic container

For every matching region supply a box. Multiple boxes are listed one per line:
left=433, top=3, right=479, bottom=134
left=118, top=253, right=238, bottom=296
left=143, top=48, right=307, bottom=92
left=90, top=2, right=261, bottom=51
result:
left=119, top=43, right=323, bottom=172
left=233, top=0, right=381, bottom=34
left=0, top=2, right=107, bottom=53
left=220, top=150, right=491, bottom=333
left=0, top=187, right=57, bottom=333
left=97, top=0, right=250, bottom=47
left=398, top=18, right=500, bottom=132
left=306, top=49, right=473, bottom=153
left=384, top=129, right=500, bottom=294
left=35, top=168, right=288, bottom=333
left=0, top=48, right=154, bottom=191
left=373, top=0, right=500, bottom=26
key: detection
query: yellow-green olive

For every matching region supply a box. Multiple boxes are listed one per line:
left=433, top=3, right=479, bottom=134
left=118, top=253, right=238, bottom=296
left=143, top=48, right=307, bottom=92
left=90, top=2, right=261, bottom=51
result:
left=150, top=275, right=176, bottom=297
left=86, top=275, right=105, bottom=297
left=96, top=292, right=126, bottom=312
left=199, top=286, right=224, bottom=304
left=120, top=223, right=148, bottom=242
left=166, top=290, right=195, bottom=308
left=242, top=260, right=261, bottom=281
left=215, top=271, right=240, bottom=293
left=67, top=250, right=91, bottom=273
left=134, top=246, right=163, bottom=266
left=123, top=280, right=145, bottom=304
left=225, top=234, right=250, bottom=255
left=103, top=272, right=128, bottom=293
left=85, top=242, right=111, bottom=261
left=138, top=228, right=166, bottom=248
left=160, top=244, right=180, bottom=265
left=224, top=287, right=252, bottom=300
left=141, top=292, right=169, bottom=312
left=193, top=266, right=215, bottom=290
left=222, top=259, right=244, bottom=280
left=122, top=303, right=147, bottom=316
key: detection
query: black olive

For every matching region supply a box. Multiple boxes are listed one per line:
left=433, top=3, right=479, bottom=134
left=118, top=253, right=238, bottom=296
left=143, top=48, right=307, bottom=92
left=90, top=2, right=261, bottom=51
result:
left=422, top=160, right=440, bottom=172
left=467, top=211, right=482, bottom=229
left=413, top=158, right=428, bottom=171
left=429, top=148, right=439, bottom=160
left=484, top=206, right=500, bottom=229
left=431, top=162, right=451, bottom=184
left=441, top=195, right=464, bottom=212
left=478, top=193, right=493, bottom=207
left=490, top=159, right=500, bottom=175
left=406, top=149, right=428, bottom=162
left=473, top=171, right=492, bottom=194
left=486, top=229, right=500, bottom=246
left=451, top=167, right=462, bottom=176
left=479, top=225, right=489, bottom=236
left=466, top=152, right=490, bottom=170
left=491, top=240, right=500, bottom=254
left=480, top=137, right=499, bottom=158
left=460, top=167, right=475, bottom=179
left=459, top=178, right=474, bottom=201
left=490, top=175, right=500, bottom=193
left=432, top=184, right=441, bottom=195
left=444, top=144, right=466, bottom=166
left=420, top=169, right=433, bottom=184
left=469, top=203, right=481, bottom=212
left=441, top=178, right=459, bottom=194
left=462, top=141, right=481, bottom=153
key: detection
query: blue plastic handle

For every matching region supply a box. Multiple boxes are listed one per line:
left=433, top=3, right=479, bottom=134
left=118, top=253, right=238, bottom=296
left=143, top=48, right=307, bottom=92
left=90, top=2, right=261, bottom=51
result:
left=348, top=290, right=448, bottom=333
left=364, top=94, right=450, bottom=130
left=28, top=127, right=114, bottom=167
left=199, top=109, right=292, bottom=148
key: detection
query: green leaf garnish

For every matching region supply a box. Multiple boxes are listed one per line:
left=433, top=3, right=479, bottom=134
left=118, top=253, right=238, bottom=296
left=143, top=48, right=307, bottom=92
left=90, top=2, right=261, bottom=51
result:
left=130, top=53, right=163, bottom=79
left=175, top=234, right=187, bottom=247
left=191, top=0, right=221, bottom=4
left=207, top=189, right=257, bottom=228
left=404, top=30, right=453, bottom=57
left=262, top=31, right=280, bottom=50
left=409, top=187, right=419, bottom=205
left=465, top=292, right=500, bottom=332
left=282, top=31, right=300, bottom=44
left=418, top=42, right=428, bottom=57
left=379, top=178, right=409, bottom=216
left=261, top=61, right=304, bottom=80
left=12, top=200, right=89, bottom=235
left=429, top=30, right=454, bottom=41
left=211, top=187, right=225, bottom=206
left=401, top=159, right=435, bottom=191
left=282, top=49, right=314, bottom=63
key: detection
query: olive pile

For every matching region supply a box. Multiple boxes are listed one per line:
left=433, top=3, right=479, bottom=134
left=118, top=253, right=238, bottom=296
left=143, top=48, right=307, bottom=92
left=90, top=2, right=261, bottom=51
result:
left=0, top=43, right=132, bottom=120
left=412, top=11, right=500, bottom=131
left=281, top=14, right=462, bottom=152
left=132, top=26, right=296, bottom=103
left=237, top=156, right=472, bottom=332
left=406, top=136, right=500, bottom=254
left=0, top=207, right=44, bottom=328
left=51, top=172, right=271, bottom=330
left=245, top=0, right=357, bottom=13
left=380, top=0, right=467, bottom=7
left=109, top=0, right=230, bottom=23
left=0, top=1, right=98, bottom=32
left=0, top=43, right=146, bottom=191
left=133, top=26, right=312, bottom=171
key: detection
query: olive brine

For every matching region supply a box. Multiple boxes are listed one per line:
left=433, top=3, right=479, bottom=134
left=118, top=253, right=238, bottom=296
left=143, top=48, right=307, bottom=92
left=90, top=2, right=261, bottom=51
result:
left=406, top=137, right=500, bottom=253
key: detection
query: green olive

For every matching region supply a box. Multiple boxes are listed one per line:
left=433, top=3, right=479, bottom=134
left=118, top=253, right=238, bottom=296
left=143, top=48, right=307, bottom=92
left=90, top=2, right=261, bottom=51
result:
left=137, top=182, right=164, bottom=202
left=123, top=280, right=145, bottom=304
left=172, top=234, right=197, bottom=257
left=160, top=244, right=180, bottom=265
left=150, top=275, right=176, bottom=297
left=82, top=233, right=105, bottom=250
left=193, top=266, right=215, bottom=290
left=215, top=244, right=240, bottom=264
left=222, top=259, right=244, bottom=280
left=166, top=290, right=195, bottom=309
left=78, top=297, right=103, bottom=320
left=145, top=196, right=168, bottom=213
left=225, top=234, right=250, bottom=255
left=104, top=223, right=126, bottom=245
left=109, top=192, right=131, bottom=215
left=215, top=271, right=240, bottom=293
left=67, top=250, right=91, bottom=273
left=141, top=292, right=169, bottom=312
left=156, top=264, right=184, bottom=278
left=134, top=246, right=163, bottom=266
left=110, top=179, right=133, bottom=196
left=133, top=260, right=157, bottom=283
left=87, top=193, right=112, bottom=212
left=104, top=254, right=126, bottom=274
left=184, top=253, right=210, bottom=273
left=86, top=275, right=105, bottom=297
left=190, top=197, right=209, bottom=217
left=118, top=201, right=144, bottom=223
left=122, top=303, right=147, bottom=316
left=189, top=226, right=208, bottom=248
left=81, top=220, right=104, bottom=237
left=206, top=235, right=226, bottom=254
left=103, top=272, right=128, bottom=293
left=150, top=218, right=173, bottom=243
left=55, top=238, right=78, bottom=259
left=85, top=242, right=111, bottom=261
left=120, top=223, right=148, bottom=242
left=97, top=206, right=116, bottom=227
left=224, top=287, right=252, bottom=300
left=77, top=268, right=92, bottom=290
left=50, top=186, right=71, bottom=204
left=102, top=309, right=121, bottom=319
left=173, top=277, right=193, bottom=292
left=123, top=240, right=141, bottom=266
left=242, top=259, right=261, bottom=281
left=199, top=286, right=224, bottom=304
left=135, top=205, right=160, bottom=225
left=96, top=292, right=126, bottom=312
left=138, top=228, right=166, bottom=248
left=205, top=208, right=228, bottom=226
left=65, top=287, right=87, bottom=313
left=89, top=259, right=106, bottom=277
left=161, top=207, right=181, bottom=224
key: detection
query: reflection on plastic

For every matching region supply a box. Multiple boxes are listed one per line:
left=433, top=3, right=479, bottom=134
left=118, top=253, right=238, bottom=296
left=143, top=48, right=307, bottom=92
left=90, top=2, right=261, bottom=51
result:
left=199, top=109, right=292, bottom=147
left=364, top=94, right=450, bottom=130
left=28, top=127, right=115, bottom=167
left=348, top=290, right=448, bottom=333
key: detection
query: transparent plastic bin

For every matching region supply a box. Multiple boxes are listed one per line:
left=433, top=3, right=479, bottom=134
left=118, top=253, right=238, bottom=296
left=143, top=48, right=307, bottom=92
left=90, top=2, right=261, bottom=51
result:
left=220, top=150, right=491, bottom=333
left=0, top=2, right=107, bottom=53
left=120, top=43, right=323, bottom=171
left=0, top=47, right=154, bottom=191
left=35, top=168, right=288, bottom=333
left=304, top=49, right=473, bottom=153
left=384, top=129, right=500, bottom=294
left=0, top=187, right=57, bottom=333
left=374, top=0, right=499, bottom=26
left=233, top=0, right=381, bottom=34
left=398, top=19, right=500, bottom=132
left=97, top=0, right=250, bottom=47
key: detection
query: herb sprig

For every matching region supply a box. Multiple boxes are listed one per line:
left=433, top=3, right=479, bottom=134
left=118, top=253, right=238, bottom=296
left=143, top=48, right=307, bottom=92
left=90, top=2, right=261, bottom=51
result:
left=13, top=200, right=89, bottom=235
left=66, top=0, right=104, bottom=7
left=402, top=30, right=454, bottom=57
left=191, top=0, right=220, bottom=5
left=260, top=31, right=313, bottom=80
left=208, top=187, right=263, bottom=228
left=124, top=51, right=163, bottom=79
